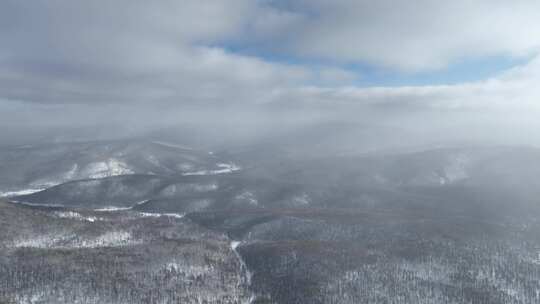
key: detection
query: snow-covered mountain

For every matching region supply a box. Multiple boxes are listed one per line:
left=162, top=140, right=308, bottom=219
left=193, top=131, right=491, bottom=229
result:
left=0, top=140, right=239, bottom=196
left=3, top=141, right=540, bottom=304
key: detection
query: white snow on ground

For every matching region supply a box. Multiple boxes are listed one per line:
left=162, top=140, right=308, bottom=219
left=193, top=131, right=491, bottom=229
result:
left=83, top=159, right=134, bottom=179
left=182, top=170, right=211, bottom=176
left=400, top=261, right=453, bottom=284
left=292, top=193, right=311, bottom=206
left=14, top=290, right=47, bottom=304
left=152, top=141, right=194, bottom=150
left=0, top=188, right=45, bottom=197
left=94, top=206, right=133, bottom=212
left=164, top=262, right=213, bottom=277
left=10, top=231, right=142, bottom=249
left=230, top=241, right=257, bottom=303
left=8, top=201, right=64, bottom=208
left=214, top=163, right=242, bottom=173
left=10, top=235, right=68, bottom=249
left=93, top=199, right=150, bottom=211
left=85, top=199, right=185, bottom=219
left=183, top=163, right=241, bottom=176
left=63, top=163, right=79, bottom=180
left=440, top=153, right=470, bottom=184
left=234, top=191, right=258, bottom=206
left=27, top=178, right=65, bottom=191
left=138, top=212, right=185, bottom=219
left=78, top=231, right=141, bottom=248
left=133, top=199, right=151, bottom=207
left=54, top=211, right=101, bottom=222
left=231, top=241, right=242, bottom=250
left=230, top=241, right=253, bottom=285
left=248, top=295, right=257, bottom=304
left=32, top=181, right=60, bottom=188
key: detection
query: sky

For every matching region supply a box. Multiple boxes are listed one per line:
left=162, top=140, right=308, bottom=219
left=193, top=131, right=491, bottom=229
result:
left=2, top=0, right=540, bottom=143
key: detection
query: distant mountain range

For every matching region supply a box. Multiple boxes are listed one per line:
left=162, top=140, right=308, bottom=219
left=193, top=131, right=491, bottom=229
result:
left=2, top=139, right=540, bottom=303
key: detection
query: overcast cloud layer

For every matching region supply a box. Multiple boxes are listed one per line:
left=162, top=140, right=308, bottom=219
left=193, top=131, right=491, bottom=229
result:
left=1, top=0, right=540, bottom=131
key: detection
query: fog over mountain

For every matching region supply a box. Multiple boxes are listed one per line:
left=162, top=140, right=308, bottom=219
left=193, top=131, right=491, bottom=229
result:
left=1, top=1, right=540, bottom=304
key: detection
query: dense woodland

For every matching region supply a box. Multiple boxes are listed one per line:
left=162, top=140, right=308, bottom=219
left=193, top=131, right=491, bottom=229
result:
left=1, top=143, right=540, bottom=303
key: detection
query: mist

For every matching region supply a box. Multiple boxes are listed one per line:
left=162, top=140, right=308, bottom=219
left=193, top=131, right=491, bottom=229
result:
left=2, top=0, right=540, bottom=150
left=2, top=1, right=540, bottom=304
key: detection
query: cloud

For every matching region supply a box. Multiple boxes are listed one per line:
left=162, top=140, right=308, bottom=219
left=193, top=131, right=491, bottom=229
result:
left=288, top=55, right=540, bottom=113
left=252, top=0, right=540, bottom=71
left=0, top=0, right=311, bottom=104
left=2, top=0, right=540, bottom=128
